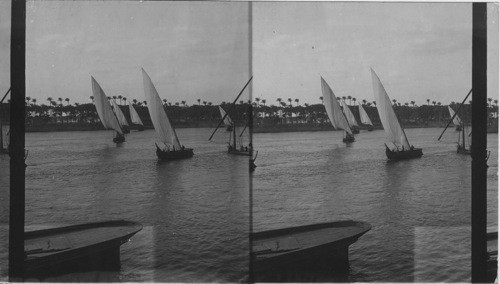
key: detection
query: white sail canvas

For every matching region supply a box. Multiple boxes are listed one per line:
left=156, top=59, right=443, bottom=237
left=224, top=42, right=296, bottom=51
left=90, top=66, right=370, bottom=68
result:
left=91, top=76, right=123, bottom=134
left=358, top=104, right=373, bottom=126
left=320, top=77, right=352, bottom=134
left=219, top=106, right=233, bottom=126
left=448, top=105, right=462, bottom=127
left=142, top=68, right=182, bottom=149
left=110, top=99, right=129, bottom=127
left=129, top=103, right=144, bottom=125
left=341, top=100, right=359, bottom=127
left=370, top=69, right=410, bottom=149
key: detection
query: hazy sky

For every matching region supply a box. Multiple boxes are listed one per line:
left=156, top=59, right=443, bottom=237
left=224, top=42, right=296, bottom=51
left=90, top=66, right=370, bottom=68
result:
left=253, top=2, right=499, bottom=106
left=1, top=1, right=251, bottom=105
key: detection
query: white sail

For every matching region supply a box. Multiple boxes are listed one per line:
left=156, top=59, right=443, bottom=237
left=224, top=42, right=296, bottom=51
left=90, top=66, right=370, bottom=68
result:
left=141, top=68, right=182, bottom=149
left=129, top=103, right=144, bottom=125
left=358, top=104, right=373, bottom=126
left=448, top=105, right=462, bottom=126
left=91, top=76, right=123, bottom=134
left=340, top=100, right=359, bottom=127
left=320, top=77, right=352, bottom=135
left=219, top=106, right=233, bottom=126
left=370, top=68, right=410, bottom=149
left=110, top=99, right=129, bottom=127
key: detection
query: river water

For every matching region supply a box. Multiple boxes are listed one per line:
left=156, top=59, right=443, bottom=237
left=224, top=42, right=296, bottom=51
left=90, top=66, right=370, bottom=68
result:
left=0, top=127, right=497, bottom=282
left=252, top=127, right=498, bottom=282
left=0, top=128, right=249, bottom=282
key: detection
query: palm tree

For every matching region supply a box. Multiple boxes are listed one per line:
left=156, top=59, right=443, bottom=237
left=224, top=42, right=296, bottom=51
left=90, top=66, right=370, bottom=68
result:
left=488, top=97, right=493, bottom=107
left=261, top=99, right=266, bottom=106
left=255, top=97, right=261, bottom=105
left=392, top=99, right=397, bottom=105
left=240, top=100, right=244, bottom=105
left=437, top=102, right=442, bottom=106
left=58, top=97, right=63, bottom=105
left=175, top=102, right=180, bottom=106
left=31, top=98, right=37, bottom=106
left=123, top=97, right=127, bottom=105
left=277, top=98, right=282, bottom=105
left=162, top=99, right=167, bottom=105
left=118, top=95, right=123, bottom=105
left=347, top=95, right=352, bottom=105
left=203, top=101, right=207, bottom=106
left=208, top=102, right=213, bottom=106
left=295, top=98, right=299, bottom=106
left=65, top=98, right=70, bottom=105
left=319, top=96, right=324, bottom=104
left=362, top=99, right=367, bottom=105
left=432, top=101, right=436, bottom=106
left=411, top=101, right=415, bottom=107
left=143, top=101, right=147, bottom=106
left=47, top=97, right=53, bottom=105
left=494, top=99, right=498, bottom=107
left=197, top=99, right=201, bottom=105
left=342, top=96, right=346, bottom=101
left=89, top=96, right=94, bottom=103
left=427, top=99, right=430, bottom=105
left=132, top=99, right=137, bottom=105
left=404, top=102, right=409, bottom=106
left=26, top=96, right=31, bottom=105
left=372, top=101, right=376, bottom=106
left=181, top=100, right=186, bottom=107
left=107, top=96, right=111, bottom=101
left=287, top=98, right=292, bottom=107
left=352, top=98, right=356, bottom=105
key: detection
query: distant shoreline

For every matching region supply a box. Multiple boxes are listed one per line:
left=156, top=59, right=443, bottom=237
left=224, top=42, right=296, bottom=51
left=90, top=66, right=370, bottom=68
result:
left=24, top=121, right=498, bottom=133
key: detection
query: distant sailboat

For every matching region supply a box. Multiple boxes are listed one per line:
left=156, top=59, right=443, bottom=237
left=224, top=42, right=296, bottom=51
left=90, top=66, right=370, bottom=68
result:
left=456, top=121, right=471, bottom=155
left=219, top=106, right=233, bottom=131
left=358, top=104, right=374, bottom=131
left=141, top=68, right=193, bottom=160
left=320, top=77, right=355, bottom=143
left=129, top=102, right=144, bottom=131
left=370, top=68, right=422, bottom=160
left=110, top=99, right=130, bottom=134
left=90, top=76, right=125, bottom=143
left=340, top=100, right=360, bottom=134
left=448, top=105, right=462, bottom=131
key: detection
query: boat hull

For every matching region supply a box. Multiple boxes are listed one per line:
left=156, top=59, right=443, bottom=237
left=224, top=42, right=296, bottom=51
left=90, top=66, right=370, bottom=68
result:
left=156, top=147, right=194, bottom=160
left=251, top=220, right=371, bottom=281
left=385, top=147, right=423, bottom=160
left=24, top=220, right=142, bottom=279
left=457, top=145, right=471, bottom=155
left=113, top=134, right=125, bottom=143
left=228, top=146, right=252, bottom=156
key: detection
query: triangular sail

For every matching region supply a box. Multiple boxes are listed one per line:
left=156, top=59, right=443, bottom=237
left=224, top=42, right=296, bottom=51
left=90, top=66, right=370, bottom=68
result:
left=340, top=100, right=359, bottom=127
left=370, top=69, right=410, bottom=149
left=219, top=106, right=233, bottom=126
left=110, top=99, right=129, bottom=127
left=141, top=68, right=182, bottom=149
left=91, top=76, right=123, bottom=134
left=320, top=77, right=352, bottom=135
left=358, top=104, right=373, bottom=126
left=448, top=105, right=462, bottom=127
left=129, top=103, right=144, bottom=125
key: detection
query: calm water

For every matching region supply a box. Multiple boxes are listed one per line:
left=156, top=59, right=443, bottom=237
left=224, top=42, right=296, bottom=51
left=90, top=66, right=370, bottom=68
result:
left=252, top=128, right=498, bottom=282
left=0, top=128, right=249, bottom=282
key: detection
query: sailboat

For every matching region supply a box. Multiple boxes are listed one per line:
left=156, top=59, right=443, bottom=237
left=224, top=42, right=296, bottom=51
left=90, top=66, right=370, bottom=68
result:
left=141, top=68, right=193, bottom=160
left=320, top=77, right=355, bottom=143
left=370, top=68, right=422, bottom=160
left=340, top=100, right=360, bottom=133
left=90, top=76, right=125, bottom=143
left=209, top=77, right=253, bottom=156
left=448, top=105, right=462, bottom=131
left=358, top=104, right=374, bottom=131
left=219, top=106, right=233, bottom=131
left=129, top=102, right=145, bottom=131
left=110, top=99, right=130, bottom=134
left=456, top=121, right=471, bottom=154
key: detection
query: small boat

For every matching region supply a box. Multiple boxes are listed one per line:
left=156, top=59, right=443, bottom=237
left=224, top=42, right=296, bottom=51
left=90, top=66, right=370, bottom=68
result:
left=91, top=76, right=125, bottom=143
left=24, top=220, right=142, bottom=278
left=448, top=105, right=462, bottom=131
left=456, top=122, right=471, bottom=155
left=320, top=77, right=355, bottom=143
left=110, top=99, right=130, bottom=134
left=129, top=102, right=145, bottom=131
left=370, top=69, right=422, bottom=160
left=227, top=124, right=252, bottom=156
left=340, top=100, right=360, bottom=134
left=219, top=106, right=233, bottom=132
left=142, top=68, right=193, bottom=160
left=251, top=220, right=371, bottom=280
left=358, top=104, right=374, bottom=131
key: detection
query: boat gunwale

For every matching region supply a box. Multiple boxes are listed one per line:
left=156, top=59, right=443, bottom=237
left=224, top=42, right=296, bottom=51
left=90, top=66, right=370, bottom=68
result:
left=251, top=220, right=371, bottom=240
left=25, top=220, right=142, bottom=239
